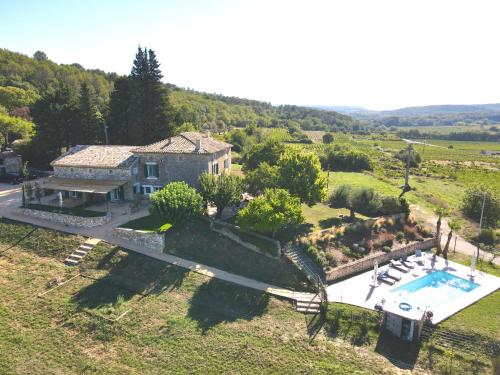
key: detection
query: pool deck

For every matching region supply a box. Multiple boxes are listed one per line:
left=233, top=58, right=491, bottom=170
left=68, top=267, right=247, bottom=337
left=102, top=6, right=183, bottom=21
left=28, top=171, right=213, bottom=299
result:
left=326, top=254, right=500, bottom=324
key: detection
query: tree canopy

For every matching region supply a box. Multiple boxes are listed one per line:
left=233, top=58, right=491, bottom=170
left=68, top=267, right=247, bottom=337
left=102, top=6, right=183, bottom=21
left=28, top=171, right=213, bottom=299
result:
left=236, top=188, right=304, bottom=236
left=276, top=148, right=327, bottom=206
left=461, top=185, right=499, bottom=228
left=149, top=181, right=203, bottom=226
left=242, top=139, right=285, bottom=171
left=0, top=110, right=33, bottom=148
left=198, top=172, right=244, bottom=217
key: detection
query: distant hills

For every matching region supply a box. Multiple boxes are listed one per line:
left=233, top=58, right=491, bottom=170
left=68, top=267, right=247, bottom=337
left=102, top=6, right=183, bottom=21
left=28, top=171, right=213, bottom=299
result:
left=315, top=104, right=500, bottom=117
left=313, top=103, right=500, bottom=127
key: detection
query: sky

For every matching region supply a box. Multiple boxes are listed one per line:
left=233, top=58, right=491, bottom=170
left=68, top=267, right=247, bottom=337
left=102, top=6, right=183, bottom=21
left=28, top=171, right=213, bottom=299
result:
left=1, top=0, right=499, bottom=110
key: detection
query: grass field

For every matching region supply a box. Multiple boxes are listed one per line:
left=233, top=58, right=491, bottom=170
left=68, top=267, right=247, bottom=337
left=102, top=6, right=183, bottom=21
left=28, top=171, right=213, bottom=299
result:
left=0, top=219, right=401, bottom=374
left=394, top=124, right=495, bottom=135
left=1, top=219, right=498, bottom=374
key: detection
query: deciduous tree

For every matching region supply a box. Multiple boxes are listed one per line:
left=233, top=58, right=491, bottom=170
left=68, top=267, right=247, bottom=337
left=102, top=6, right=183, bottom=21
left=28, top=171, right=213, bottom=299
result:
left=276, top=148, right=327, bottom=206
left=198, top=172, right=244, bottom=217
left=237, top=188, right=304, bottom=237
left=149, top=182, right=203, bottom=226
left=244, top=162, right=279, bottom=195
left=242, top=139, right=285, bottom=171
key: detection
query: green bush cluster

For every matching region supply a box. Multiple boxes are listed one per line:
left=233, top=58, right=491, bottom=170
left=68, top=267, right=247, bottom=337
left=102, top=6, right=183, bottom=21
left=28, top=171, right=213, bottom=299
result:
left=305, top=245, right=328, bottom=268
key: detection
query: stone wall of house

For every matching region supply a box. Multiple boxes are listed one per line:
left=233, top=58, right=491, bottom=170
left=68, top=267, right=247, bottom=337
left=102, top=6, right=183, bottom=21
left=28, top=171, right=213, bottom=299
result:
left=14, top=207, right=111, bottom=227
left=325, top=238, right=438, bottom=283
left=112, top=227, right=165, bottom=252
left=135, top=148, right=231, bottom=188
left=0, top=154, right=22, bottom=174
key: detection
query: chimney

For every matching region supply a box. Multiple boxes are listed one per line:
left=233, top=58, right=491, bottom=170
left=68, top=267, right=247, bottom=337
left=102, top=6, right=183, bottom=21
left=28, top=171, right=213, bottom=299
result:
left=195, top=138, right=202, bottom=151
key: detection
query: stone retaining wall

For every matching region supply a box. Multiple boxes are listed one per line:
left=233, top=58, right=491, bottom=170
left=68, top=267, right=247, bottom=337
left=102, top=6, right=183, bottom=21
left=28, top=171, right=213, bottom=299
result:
left=14, top=207, right=111, bottom=228
left=325, top=237, right=438, bottom=283
left=210, top=219, right=281, bottom=259
left=112, top=227, right=165, bottom=252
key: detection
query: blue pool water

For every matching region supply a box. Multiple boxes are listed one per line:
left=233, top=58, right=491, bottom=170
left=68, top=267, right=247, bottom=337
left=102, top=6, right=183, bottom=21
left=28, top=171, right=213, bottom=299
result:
left=390, top=270, right=479, bottom=310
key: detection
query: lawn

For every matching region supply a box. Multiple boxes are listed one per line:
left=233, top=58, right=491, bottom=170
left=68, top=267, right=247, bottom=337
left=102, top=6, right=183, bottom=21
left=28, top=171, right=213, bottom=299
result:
left=120, top=215, right=171, bottom=232
left=328, top=172, right=402, bottom=196
left=301, top=203, right=349, bottom=230
left=165, top=219, right=311, bottom=291
left=0, top=220, right=400, bottom=374
left=213, top=221, right=280, bottom=258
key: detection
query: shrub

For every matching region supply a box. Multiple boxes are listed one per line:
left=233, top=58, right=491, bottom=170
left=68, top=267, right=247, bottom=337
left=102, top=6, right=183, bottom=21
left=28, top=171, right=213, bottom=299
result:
left=364, top=239, right=374, bottom=252
left=396, top=231, right=405, bottom=243
left=403, top=225, right=417, bottom=241
left=322, top=132, right=334, bottom=144
left=321, top=147, right=373, bottom=172
left=351, top=188, right=382, bottom=217
left=344, top=221, right=372, bottom=240
left=382, top=246, right=392, bottom=253
left=380, top=196, right=402, bottom=215
left=149, top=182, right=203, bottom=226
left=384, top=238, right=394, bottom=247
left=305, top=245, right=328, bottom=268
left=394, top=148, right=421, bottom=167
left=237, top=188, right=304, bottom=237
left=325, top=251, right=336, bottom=263
left=461, top=185, right=500, bottom=228
left=477, top=229, right=497, bottom=246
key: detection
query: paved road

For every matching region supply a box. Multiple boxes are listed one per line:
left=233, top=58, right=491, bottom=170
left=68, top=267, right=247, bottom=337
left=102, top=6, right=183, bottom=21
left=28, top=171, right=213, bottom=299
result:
left=411, top=204, right=498, bottom=265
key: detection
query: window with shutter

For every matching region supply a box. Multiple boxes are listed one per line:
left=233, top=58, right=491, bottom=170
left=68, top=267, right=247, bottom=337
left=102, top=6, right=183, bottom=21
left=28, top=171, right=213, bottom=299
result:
left=145, top=163, right=159, bottom=179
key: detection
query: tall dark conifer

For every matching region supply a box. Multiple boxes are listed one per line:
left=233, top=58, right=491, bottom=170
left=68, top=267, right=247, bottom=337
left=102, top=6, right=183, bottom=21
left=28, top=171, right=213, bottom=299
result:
left=77, top=83, right=102, bottom=144
left=31, top=84, right=77, bottom=164
left=128, top=47, right=172, bottom=144
left=107, top=77, right=131, bottom=144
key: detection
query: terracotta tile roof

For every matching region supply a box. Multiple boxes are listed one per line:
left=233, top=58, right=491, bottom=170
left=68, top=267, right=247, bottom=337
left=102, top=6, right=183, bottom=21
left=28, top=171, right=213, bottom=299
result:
left=51, top=145, right=137, bottom=169
left=132, top=132, right=232, bottom=154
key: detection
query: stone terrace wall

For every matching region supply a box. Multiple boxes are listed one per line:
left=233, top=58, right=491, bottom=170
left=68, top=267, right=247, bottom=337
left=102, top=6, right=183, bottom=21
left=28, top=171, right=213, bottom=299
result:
left=113, top=227, right=165, bottom=252
left=326, top=238, right=438, bottom=283
left=210, top=219, right=281, bottom=259
left=14, top=207, right=111, bottom=228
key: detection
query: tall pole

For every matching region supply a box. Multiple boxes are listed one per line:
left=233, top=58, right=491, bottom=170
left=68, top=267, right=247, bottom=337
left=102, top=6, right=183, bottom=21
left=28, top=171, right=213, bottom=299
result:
left=476, top=192, right=487, bottom=259
left=404, top=144, right=412, bottom=191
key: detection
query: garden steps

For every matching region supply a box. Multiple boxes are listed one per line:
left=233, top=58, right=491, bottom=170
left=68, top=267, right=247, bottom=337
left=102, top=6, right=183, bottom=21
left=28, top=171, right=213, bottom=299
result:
left=283, top=245, right=326, bottom=285
left=64, top=238, right=101, bottom=266
left=295, top=300, right=321, bottom=314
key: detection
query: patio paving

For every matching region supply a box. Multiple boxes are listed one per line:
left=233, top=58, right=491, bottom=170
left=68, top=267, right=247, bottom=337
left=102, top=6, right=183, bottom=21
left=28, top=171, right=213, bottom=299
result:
left=326, top=254, right=500, bottom=324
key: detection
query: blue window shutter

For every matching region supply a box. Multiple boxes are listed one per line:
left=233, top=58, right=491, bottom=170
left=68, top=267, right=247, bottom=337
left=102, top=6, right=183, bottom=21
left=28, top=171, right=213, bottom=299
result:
left=144, top=164, right=148, bottom=177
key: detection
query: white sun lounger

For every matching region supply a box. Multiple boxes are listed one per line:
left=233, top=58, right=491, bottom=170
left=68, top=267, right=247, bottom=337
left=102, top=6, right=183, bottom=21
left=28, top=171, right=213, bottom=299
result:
left=390, top=259, right=410, bottom=273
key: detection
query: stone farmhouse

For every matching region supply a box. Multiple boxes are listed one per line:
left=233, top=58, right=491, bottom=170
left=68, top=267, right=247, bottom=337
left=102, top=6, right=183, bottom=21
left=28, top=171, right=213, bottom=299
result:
left=41, top=132, right=232, bottom=205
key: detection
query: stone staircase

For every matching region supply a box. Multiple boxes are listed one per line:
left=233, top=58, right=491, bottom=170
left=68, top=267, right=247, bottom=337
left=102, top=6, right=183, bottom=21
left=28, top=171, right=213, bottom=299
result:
left=284, top=245, right=326, bottom=285
left=293, top=292, right=322, bottom=314
left=64, top=238, right=100, bottom=266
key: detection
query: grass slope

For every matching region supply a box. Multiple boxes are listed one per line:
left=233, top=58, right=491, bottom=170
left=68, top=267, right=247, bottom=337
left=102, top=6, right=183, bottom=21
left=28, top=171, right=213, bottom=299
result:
left=0, top=219, right=397, bottom=374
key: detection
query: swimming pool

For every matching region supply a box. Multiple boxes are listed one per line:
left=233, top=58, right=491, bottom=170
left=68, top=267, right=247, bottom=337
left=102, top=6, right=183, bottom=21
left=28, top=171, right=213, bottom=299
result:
left=390, top=270, right=479, bottom=311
